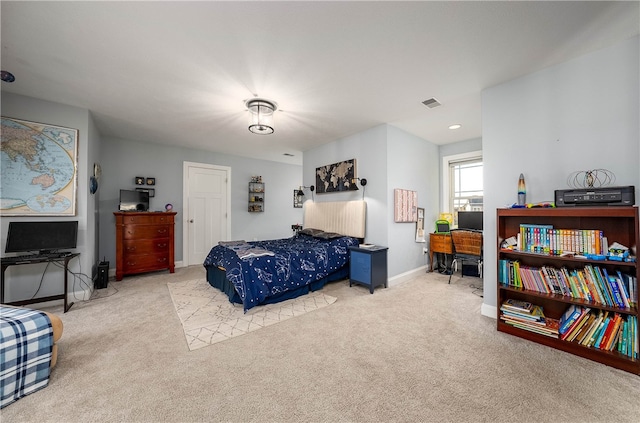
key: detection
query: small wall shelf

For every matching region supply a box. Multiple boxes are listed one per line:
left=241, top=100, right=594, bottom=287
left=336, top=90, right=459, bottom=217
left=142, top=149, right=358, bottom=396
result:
left=249, top=181, right=265, bottom=212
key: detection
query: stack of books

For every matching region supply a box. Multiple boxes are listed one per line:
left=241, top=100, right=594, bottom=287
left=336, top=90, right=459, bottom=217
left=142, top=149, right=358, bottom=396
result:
left=558, top=305, right=638, bottom=358
left=499, top=299, right=559, bottom=338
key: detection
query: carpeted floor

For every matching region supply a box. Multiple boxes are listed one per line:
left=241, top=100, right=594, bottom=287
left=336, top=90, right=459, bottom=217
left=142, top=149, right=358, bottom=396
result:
left=2, top=265, right=640, bottom=422
left=167, top=278, right=337, bottom=350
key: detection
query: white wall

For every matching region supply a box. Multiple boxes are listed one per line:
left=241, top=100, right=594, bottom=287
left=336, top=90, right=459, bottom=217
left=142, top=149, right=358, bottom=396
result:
left=387, top=125, right=439, bottom=276
left=482, top=35, right=640, bottom=311
left=303, top=123, right=440, bottom=278
left=1, top=92, right=99, bottom=302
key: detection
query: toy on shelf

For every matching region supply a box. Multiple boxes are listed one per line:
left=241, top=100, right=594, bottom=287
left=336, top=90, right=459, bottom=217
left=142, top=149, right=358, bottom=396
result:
left=608, top=242, right=632, bottom=262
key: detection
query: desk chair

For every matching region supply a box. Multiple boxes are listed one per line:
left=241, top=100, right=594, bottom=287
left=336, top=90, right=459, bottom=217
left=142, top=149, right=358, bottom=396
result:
left=448, top=229, right=483, bottom=284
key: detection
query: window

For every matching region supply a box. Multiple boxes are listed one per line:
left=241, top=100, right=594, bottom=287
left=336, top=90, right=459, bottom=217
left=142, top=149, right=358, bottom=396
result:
left=442, top=151, right=483, bottom=226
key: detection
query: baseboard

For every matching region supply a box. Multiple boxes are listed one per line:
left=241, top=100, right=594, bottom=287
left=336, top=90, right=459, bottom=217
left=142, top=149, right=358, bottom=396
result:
left=481, top=303, right=497, bottom=319
left=388, top=265, right=428, bottom=287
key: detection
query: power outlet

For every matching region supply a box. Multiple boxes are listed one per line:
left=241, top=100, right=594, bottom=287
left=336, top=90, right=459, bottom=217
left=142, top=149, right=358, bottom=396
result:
left=422, top=247, right=428, bottom=255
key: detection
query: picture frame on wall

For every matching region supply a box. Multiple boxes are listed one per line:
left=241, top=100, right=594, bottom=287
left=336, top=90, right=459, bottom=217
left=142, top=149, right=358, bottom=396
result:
left=315, top=158, right=358, bottom=193
left=1, top=117, right=79, bottom=216
left=394, top=188, right=418, bottom=223
left=415, top=207, right=425, bottom=242
left=136, top=188, right=155, bottom=198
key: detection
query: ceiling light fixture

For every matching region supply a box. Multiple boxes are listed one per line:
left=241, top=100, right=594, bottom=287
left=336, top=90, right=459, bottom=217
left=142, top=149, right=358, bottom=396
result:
left=245, top=98, right=277, bottom=135
left=448, top=124, right=462, bottom=130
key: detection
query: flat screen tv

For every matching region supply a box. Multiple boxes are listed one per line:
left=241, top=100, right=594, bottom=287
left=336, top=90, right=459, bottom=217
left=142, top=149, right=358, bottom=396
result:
left=5, top=221, right=78, bottom=254
left=119, top=189, right=149, bottom=212
left=457, top=211, right=483, bottom=231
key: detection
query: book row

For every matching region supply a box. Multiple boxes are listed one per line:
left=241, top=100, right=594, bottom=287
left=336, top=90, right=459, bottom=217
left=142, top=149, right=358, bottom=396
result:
left=517, top=224, right=606, bottom=256
left=558, top=305, right=638, bottom=358
left=499, top=299, right=638, bottom=359
left=498, top=259, right=637, bottom=309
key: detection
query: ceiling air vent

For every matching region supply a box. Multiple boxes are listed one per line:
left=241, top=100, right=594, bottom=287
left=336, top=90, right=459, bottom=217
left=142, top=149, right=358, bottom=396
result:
left=421, top=98, right=441, bottom=108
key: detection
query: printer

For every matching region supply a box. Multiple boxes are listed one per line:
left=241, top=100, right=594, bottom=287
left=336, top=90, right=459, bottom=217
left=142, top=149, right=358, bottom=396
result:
left=554, top=185, right=635, bottom=207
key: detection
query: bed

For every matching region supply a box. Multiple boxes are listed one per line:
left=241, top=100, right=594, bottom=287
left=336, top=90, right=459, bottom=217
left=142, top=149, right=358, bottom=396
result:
left=203, top=200, right=366, bottom=311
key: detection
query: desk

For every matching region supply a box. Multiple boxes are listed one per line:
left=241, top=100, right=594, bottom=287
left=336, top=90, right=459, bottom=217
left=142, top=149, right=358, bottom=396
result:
left=429, top=233, right=452, bottom=272
left=1, top=253, right=79, bottom=313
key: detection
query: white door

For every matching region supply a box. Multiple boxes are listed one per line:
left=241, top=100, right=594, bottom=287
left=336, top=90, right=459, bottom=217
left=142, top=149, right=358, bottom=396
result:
left=183, top=162, right=230, bottom=266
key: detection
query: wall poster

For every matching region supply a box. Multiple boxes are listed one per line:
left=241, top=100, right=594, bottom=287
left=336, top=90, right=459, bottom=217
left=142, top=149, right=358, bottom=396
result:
left=1, top=117, right=78, bottom=216
left=394, top=188, right=417, bottom=223
left=315, top=158, right=358, bottom=194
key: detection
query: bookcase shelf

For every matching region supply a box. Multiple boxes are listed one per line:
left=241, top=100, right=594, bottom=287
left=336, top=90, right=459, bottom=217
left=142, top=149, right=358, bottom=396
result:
left=496, top=206, right=639, bottom=375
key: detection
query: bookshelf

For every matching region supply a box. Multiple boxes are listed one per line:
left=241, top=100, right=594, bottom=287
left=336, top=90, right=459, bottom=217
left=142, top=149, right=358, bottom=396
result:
left=496, top=207, right=639, bottom=374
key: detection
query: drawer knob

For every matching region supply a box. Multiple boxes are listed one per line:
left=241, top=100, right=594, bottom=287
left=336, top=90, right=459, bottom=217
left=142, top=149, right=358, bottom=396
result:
left=157, top=229, right=167, bottom=234
left=126, top=246, right=137, bottom=252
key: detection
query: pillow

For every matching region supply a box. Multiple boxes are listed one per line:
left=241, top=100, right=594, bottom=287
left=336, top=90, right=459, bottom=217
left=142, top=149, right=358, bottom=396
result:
left=313, top=231, right=343, bottom=239
left=298, top=228, right=324, bottom=236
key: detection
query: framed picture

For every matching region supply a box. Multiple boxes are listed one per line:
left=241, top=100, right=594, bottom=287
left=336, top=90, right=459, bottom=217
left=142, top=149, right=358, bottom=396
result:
left=136, top=188, right=155, bottom=198
left=1, top=117, right=78, bottom=216
left=415, top=207, right=425, bottom=242
left=315, top=158, right=358, bottom=194
left=146, top=177, right=156, bottom=186
left=135, top=176, right=145, bottom=185
left=394, top=188, right=418, bottom=223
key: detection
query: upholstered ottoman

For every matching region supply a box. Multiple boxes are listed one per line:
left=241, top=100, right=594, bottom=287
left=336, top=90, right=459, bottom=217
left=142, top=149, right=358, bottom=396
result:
left=0, top=306, right=63, bottom=408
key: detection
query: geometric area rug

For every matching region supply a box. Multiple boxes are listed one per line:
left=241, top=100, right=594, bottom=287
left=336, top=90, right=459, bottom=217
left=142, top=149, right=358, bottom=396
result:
left=167, top=278, right=337, bottom=351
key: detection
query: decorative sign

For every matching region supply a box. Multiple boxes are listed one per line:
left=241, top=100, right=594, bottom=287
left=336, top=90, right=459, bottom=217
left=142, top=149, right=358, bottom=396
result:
left=1, top=117, right=78, bottom=216
left=415, top=207, right=425, bottom=242
left=315, top=158, right=357, bottom=194
left=394, top=188, right=418, bottom=223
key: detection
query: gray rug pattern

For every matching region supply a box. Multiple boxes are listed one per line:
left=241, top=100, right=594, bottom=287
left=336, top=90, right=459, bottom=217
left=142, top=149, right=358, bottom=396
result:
left=167, top=278, right=337, bottom=350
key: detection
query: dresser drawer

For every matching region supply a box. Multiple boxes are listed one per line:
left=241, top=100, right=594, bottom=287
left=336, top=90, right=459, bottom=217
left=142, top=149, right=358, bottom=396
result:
left=123, top=225, right=170, bottom=240
left=120, top=214, right=174, bottom=225
left=123, top=254, right=170, bottom=272
left=350, top=251, right=371, bottom=284
left=123, top=239, right=170, bottom=255
left=430, top=234, right=452, bottom=254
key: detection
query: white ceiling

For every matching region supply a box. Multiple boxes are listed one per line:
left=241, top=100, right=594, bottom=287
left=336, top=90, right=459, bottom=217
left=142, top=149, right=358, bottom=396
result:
left=1, top=1, right=638, bottom=165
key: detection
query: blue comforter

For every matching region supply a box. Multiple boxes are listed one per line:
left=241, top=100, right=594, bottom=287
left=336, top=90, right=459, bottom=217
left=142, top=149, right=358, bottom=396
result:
left=203, top=234, right=358, bottom=311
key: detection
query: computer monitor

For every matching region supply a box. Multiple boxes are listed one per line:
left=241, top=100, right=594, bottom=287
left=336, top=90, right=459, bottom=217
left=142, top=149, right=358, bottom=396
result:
left=457, top=211, right=483, bottom=230
left=5, top=221, right=78, bottom=254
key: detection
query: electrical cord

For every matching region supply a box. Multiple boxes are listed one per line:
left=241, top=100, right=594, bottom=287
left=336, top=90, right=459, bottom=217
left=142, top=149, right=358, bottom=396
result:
left=51, top=260, right=92, bottom=301
left=29, top=261, right=51, bottom=299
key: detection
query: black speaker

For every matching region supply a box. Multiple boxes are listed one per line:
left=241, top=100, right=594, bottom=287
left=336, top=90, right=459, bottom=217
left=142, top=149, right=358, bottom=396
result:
left=96, top=261, right=109, bottom=289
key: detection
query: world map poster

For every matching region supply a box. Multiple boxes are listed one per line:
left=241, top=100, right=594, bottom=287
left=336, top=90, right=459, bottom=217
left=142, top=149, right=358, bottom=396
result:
left=1, top=117, right=78, bottom=216
left=315, top=158, right=358, bottom=194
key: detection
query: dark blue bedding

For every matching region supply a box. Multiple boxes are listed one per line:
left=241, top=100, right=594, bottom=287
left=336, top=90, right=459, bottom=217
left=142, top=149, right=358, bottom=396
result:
left=203, top=234, right=359, bottom=311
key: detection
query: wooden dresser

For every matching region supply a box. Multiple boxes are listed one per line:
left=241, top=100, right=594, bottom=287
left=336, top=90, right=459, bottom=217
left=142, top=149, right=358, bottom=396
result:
left=113, top=212, right=177, bottom=281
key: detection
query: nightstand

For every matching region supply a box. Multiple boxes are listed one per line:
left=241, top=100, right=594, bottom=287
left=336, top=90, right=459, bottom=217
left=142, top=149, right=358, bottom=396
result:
left=348, top=245, right=388, bottom=294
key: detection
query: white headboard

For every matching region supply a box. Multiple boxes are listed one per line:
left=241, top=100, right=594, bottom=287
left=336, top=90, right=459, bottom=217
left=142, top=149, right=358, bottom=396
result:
left=303, top=200, right=366, bottom=239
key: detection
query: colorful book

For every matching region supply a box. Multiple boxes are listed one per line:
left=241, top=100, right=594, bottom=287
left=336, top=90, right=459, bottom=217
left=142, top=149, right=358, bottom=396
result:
left=559, top=305, right=582, bottom=335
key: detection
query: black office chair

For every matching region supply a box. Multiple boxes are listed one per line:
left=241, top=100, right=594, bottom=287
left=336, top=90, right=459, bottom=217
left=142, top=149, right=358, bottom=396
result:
left=448, top=229, right=483, bottom=284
